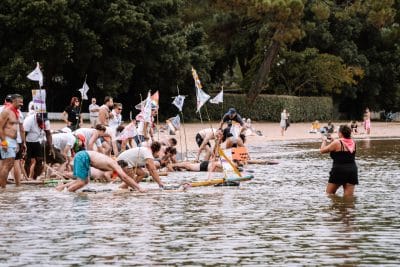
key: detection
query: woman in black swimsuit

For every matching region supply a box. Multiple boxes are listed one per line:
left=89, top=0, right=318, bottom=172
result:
left=320, top=125, right=358, bottom=197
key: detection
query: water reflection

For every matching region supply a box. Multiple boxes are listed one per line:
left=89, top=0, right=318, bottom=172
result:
left=0, top=139, right=399, bottom=265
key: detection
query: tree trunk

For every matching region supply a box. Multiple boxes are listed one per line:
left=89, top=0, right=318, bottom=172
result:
left=246, top=40, right=280, bottom=102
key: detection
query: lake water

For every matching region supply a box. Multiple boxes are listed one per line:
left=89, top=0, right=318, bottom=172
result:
left=0, top=138, right=399, bottom=266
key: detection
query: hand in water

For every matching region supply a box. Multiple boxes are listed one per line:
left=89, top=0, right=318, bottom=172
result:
left=138, top=187, right=147, bottom=193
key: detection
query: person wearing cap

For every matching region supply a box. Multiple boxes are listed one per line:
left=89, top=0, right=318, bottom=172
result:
left=219, top=108, right=245, bottom=144
left=55, top=150, right=146, bottom=193
left=0, top=94, right=25, bottom=188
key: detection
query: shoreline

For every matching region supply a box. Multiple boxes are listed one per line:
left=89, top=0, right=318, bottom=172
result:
left=51, top=121, right=400, bottom=152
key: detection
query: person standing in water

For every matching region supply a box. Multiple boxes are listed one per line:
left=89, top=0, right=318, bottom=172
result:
left=363, top=107, right=371, bottom=135
left=320, top=125, right=358, bottom=197
left=0, top=94, right=25, bottom=188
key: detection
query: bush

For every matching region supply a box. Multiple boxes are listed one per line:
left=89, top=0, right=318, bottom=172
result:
left=178, top=94, right=333, bottom=122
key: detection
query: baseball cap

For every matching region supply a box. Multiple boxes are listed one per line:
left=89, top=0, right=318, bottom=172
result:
left=228, top=108, right=237, bottom=114
left=5, top=94, right=12, bottom=103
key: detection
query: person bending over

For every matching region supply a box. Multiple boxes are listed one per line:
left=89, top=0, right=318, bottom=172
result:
left=56, top=150, right=145, bottom=193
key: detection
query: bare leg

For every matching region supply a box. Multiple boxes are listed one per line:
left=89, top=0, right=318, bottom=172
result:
left=28, top=158, right=36, bottom=180
left=0, top=158, right=15, bottom=188
left=326, top=183, right=340, bottom=195
left=13, top=160, right=22, bottom=186
left=343, top=183, right=355, bottom=197
left=66, top=180, right=88, bottom=192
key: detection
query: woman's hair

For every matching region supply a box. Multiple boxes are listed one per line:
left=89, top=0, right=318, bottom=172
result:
left=70, top=97, right=79, bottom=107
left=339, top=125, right=352, bottom=138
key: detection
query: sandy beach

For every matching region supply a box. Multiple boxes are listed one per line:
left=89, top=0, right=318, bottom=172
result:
left=52, top=120, right=400, bottom=152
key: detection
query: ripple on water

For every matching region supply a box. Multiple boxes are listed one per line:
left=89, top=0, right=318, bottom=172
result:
left=0, top=139, right=399, bottom=265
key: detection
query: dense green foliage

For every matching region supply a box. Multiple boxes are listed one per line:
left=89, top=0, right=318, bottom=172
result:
left=180, top=94, right=333, bottom=122
left=0, top=0, right=399, bottom=120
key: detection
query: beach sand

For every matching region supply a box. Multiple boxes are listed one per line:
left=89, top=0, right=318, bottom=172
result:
left=52, top=121, right=400, bottom=152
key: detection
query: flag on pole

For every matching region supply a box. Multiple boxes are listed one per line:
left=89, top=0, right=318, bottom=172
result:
left=210, top=89, right=223, bottom=104
left=196, top=87, right=210, bottom=112
left=171, top=114, right=181, bottom=130
left=143, top=92, right=153, bottom=122
left=192, top=67, right=210, bottom=112
left=27, top=62, right=43, bottom=88
left=172, top=95, right=185, bottom=111
left=78, top=80, right=89, bottom=100
left=151, top=91, right=159, bottom=107
left=135, top=91, right=159, bottom=110
left=191, top=67, right=202, bottom=90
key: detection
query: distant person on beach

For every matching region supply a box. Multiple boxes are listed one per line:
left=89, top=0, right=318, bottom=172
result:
left=320, top=125, right=358, bottom=197
left=309, top=120, right=320, bottom=133
left=63, top=97, right=82, bottom=131
left=320, top=121, right=335, bottom=135
left=56, top=150, right=146, bottom=193
left=89, top=98, right=100, bottom=128
left=280, top=109, right=289, bottom=136
left=363, top=107, right=371, bottom=135
left=350, top=120, right=358, bottom=134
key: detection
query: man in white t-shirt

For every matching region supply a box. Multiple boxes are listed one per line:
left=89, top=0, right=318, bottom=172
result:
left=74, top=124, right=106, bottom=152
left=117, top=141, right=165, bottom=188
left=108, top=103, right=123, bottom=130
left=89, top=98, right=100, bottom=128
left=23, top=113, right=53, bottom=179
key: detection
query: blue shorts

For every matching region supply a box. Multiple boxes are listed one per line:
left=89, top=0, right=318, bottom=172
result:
left=0, top=137, right=18, bottom=159
left=73, top=151, right=91, bottom=180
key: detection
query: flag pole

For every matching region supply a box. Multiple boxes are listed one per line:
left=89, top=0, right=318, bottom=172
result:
left=38, top=64, right=48, bottom=181
left=176, top=86, right=188, bottom=160
left=76, top=74, right=87, bottom=130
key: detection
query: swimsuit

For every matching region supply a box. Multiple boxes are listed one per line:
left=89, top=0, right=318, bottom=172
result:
left=73, top=150, right=91, bottom=180
left=200, top=161, right=209, bottom=172
left=329, top=141, right=358, bottom=185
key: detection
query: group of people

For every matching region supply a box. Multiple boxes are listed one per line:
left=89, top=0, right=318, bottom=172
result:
left=0, top=94, right=253, bottom=193
left=0, top=93, right=365, bottom=197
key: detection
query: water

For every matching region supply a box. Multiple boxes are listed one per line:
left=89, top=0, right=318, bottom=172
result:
left=1, top=138, right=399, bottom=266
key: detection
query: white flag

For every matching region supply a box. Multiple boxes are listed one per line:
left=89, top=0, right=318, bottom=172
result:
left=210, top=90, right=223, bottom=104
left=143, top=92, right=153, bottom=122
left=172, top=95, right=185, bottom=111
left=196, top=87, right=210, bottom=112
left=27, top=62, right=43, bottom=88
left=191, top=67, right=202, bottom=90
left=78, top=80, right=89, bottom=100
left=171, top=114, right=181, bottom=130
